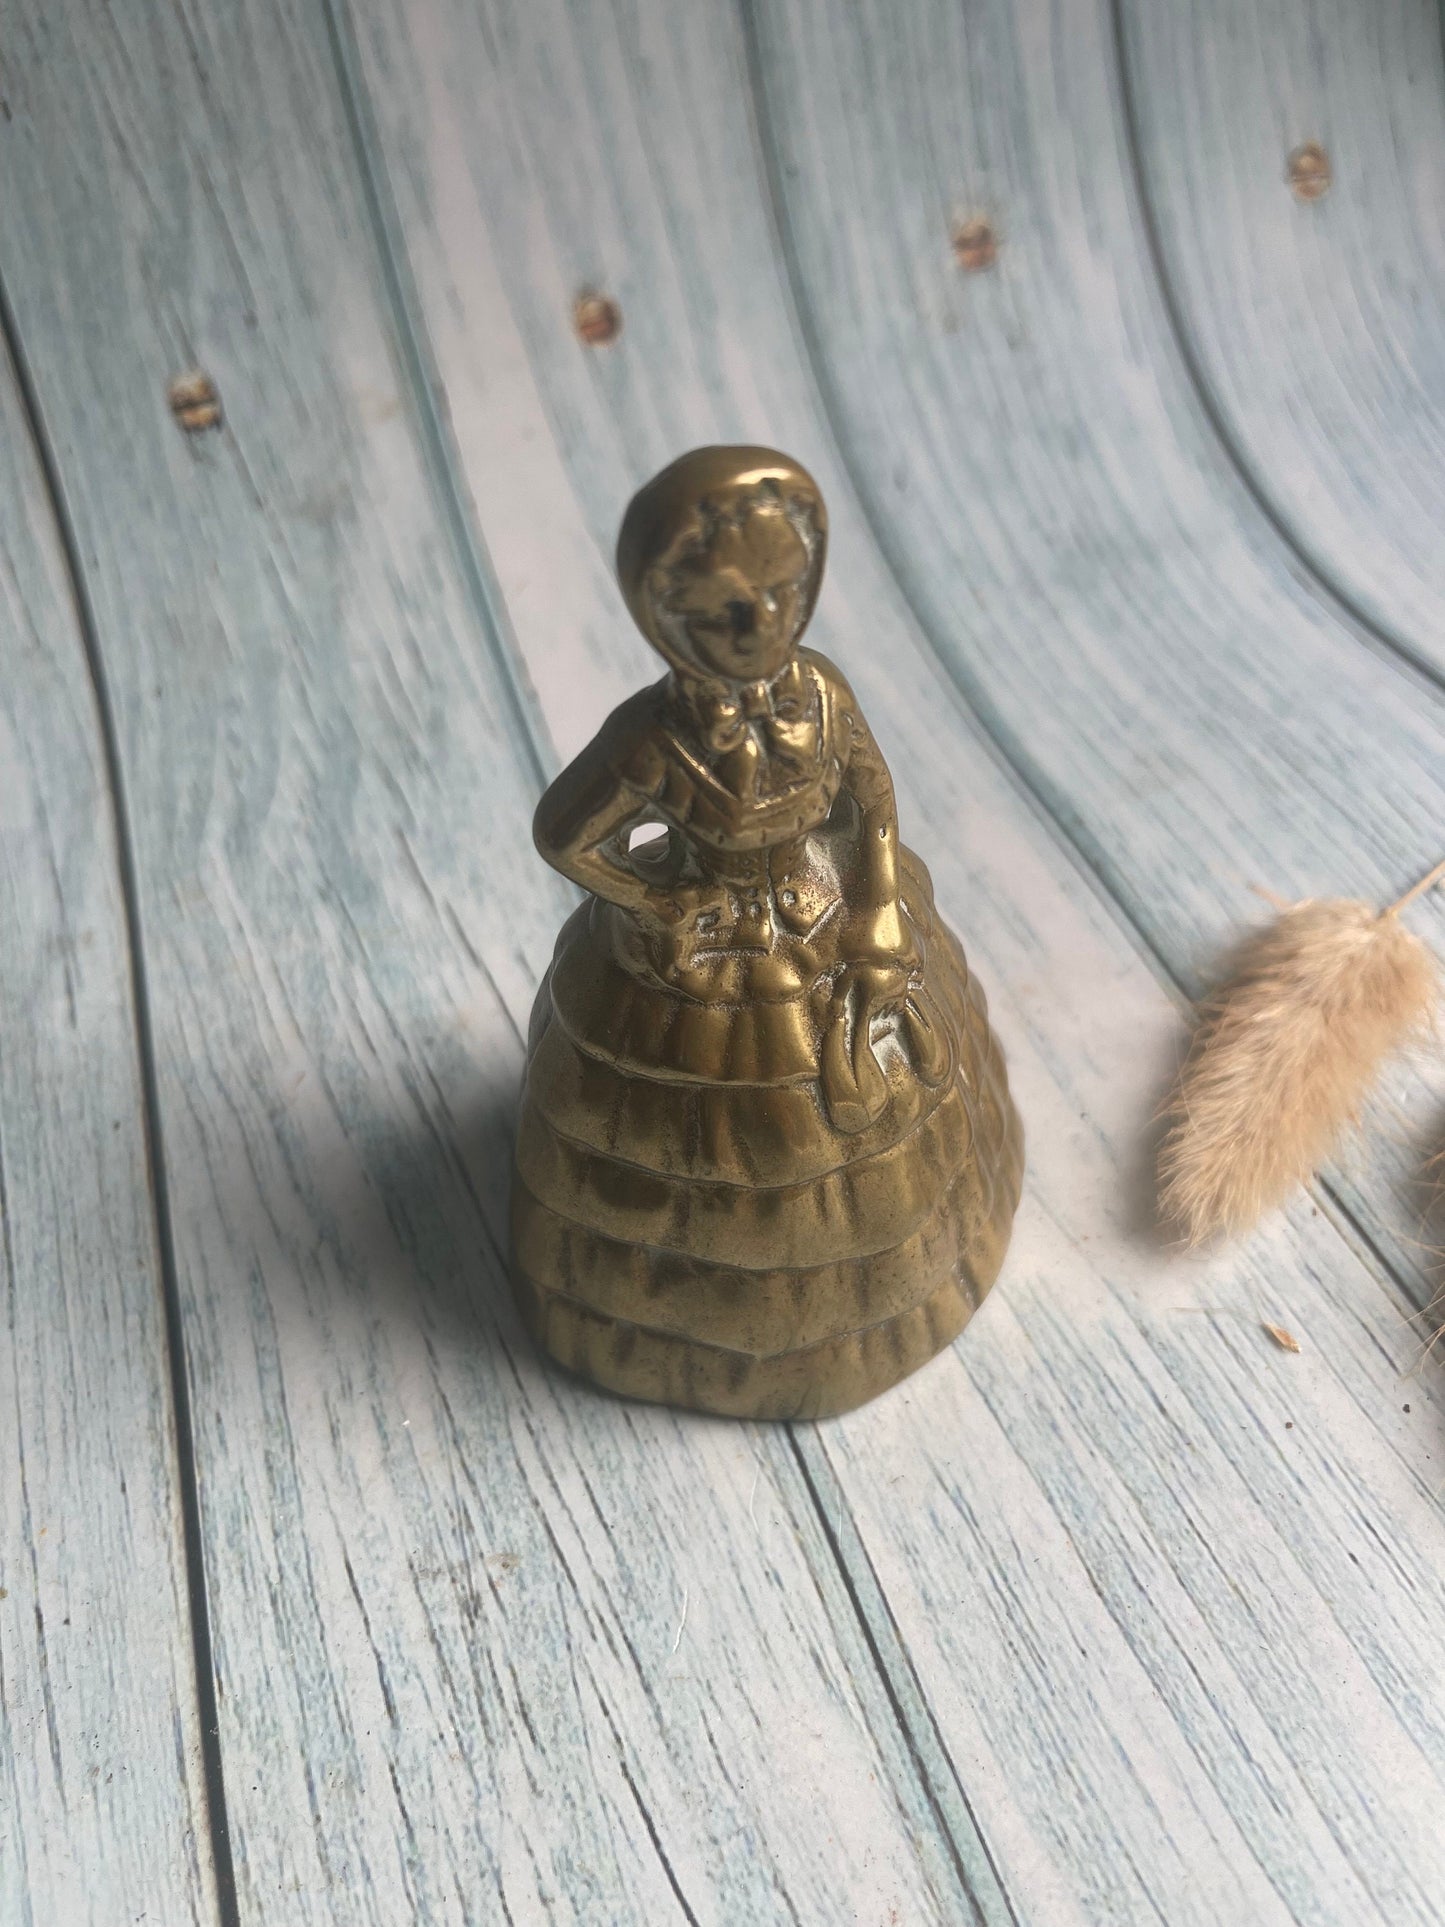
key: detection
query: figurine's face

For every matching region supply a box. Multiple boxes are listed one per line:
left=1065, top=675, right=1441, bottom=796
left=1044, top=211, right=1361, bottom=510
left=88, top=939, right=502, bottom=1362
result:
left=658, top=510, right=812, bottom=681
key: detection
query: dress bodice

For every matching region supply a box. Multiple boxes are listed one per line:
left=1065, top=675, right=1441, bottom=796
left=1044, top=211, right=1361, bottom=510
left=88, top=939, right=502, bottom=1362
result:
left=649, top=657, right=843, bottom=858
left=613, top=659, right=861, bottom=996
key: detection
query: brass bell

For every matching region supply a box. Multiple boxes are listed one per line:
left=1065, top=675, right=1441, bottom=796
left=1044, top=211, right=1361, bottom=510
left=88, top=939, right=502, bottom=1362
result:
left=511, top=446, right=1022, bottom=1418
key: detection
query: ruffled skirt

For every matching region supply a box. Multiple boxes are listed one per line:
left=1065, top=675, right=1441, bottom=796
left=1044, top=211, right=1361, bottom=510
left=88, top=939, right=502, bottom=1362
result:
left=510, top=851, right=1023, bottom=1419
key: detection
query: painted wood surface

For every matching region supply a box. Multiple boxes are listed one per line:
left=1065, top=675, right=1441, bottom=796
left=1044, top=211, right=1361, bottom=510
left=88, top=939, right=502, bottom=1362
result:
left=340, top=0, right=1445, bottom=1919
left=0, top=4, right=992, bottom=1923
left=1119, top=0, right=1445, bottom=671
left=739, top=0, right=1445, bottom=1314
left=0, top=329, right=214, bottom=1912
left=2, top=0, right=1444, bottom=1921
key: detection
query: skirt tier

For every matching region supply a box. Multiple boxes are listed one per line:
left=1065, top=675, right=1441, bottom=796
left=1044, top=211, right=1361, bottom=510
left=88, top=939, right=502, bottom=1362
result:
left=511, top=853, right=1023, bottom=1418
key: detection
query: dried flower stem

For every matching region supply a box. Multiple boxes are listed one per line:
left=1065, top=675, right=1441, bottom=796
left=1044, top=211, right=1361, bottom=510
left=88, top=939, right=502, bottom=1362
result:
left=1384, top=855, right=1445, bottom=919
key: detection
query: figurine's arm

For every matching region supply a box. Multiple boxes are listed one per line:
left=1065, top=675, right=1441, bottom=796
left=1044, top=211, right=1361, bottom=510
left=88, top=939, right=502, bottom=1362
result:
left=807, top=652, right=913, bottom=965
left=532, top=696, right=678, bottom=921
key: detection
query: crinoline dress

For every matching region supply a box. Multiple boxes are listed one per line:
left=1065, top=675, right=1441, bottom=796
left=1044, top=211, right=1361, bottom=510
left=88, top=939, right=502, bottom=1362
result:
left=510, top=652, right=1022, bottom=1419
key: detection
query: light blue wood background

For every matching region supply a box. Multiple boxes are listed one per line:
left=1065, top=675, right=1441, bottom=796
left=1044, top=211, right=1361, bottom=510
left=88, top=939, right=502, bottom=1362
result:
left=2, top=1, right=1443, bottom=1921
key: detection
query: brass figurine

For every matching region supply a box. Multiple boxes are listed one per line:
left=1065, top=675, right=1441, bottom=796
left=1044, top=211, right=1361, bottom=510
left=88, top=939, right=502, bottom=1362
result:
left=511, top=447, right=1022, bottom=1419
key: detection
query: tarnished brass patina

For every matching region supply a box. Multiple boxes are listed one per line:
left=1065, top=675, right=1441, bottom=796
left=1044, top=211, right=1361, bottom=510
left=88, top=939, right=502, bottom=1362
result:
left=511, top=447, right=1023, bottom=1418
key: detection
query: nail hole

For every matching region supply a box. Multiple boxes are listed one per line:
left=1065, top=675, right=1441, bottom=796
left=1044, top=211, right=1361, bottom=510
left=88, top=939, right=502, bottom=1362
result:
left=574, top=291, right=622, bottom=346
left=1287, top=143, right=1331, bottom=201
left=951, top=218, right=998, bottom=272
left=628, top=821, right=667, bottom=852
left=168, top=369, right=222, bottom=432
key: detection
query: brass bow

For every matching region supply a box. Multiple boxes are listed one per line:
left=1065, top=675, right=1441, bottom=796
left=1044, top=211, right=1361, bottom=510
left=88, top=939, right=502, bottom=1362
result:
left=685, top=660, right=820, bottom=798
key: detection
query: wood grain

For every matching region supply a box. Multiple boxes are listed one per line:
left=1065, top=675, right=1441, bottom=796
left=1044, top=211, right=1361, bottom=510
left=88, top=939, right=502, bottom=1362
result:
left=337, top=0, right=1445, bottom=1918
left=1118, top=0, right=1445, bottom=672
left=0, top=3, right=997, bottom=1920
left=0, top=330, right=215, bottom=1915
left=741, top=0, right=1445, bottom=1320
left=4, top=0, right=1444, bottom=1918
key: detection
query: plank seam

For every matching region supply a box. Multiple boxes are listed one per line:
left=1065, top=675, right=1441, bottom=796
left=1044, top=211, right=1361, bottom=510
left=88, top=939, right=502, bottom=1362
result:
left=1107, top=0, right=1445, bottom=700
left=319, top=0, right=556, bottom=792
left=734, top=0, right=1434, bottom=1324
left=789, top=1429, right=1020, bottom=1927
left=0, top=271, right=239, bottom=1927
left=612, top=1735, right=705, bottom=1926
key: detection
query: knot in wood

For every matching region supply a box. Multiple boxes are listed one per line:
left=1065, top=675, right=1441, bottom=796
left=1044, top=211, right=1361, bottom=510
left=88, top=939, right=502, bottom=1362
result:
left=167, top=369, right=222, bottom=432
left=951, top=218, right=998, bottom=272
left=1287, top=143, right=1331, bottom=201
left=573, top=291, right=622, bottom=346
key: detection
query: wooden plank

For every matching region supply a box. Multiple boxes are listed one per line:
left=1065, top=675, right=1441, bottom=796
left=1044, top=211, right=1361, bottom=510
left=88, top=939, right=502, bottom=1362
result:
left=0, top=341, right=215, bottom=1912
left=0, top=4, right=995, bottom=1921
left=1118, top=0, right=1445, bottom=672
left=338, top=0, right=1445, bottom=1916
left=738, top=0, right=1445, bottom=1313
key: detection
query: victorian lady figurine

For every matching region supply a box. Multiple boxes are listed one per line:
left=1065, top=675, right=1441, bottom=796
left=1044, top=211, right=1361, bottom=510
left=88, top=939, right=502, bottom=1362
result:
left=511, top=447, right=1022, bottom=1418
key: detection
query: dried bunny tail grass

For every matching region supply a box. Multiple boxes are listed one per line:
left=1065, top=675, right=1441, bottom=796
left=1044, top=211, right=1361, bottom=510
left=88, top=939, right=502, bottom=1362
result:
left=1159, top=897, right=1439, bottom=1243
